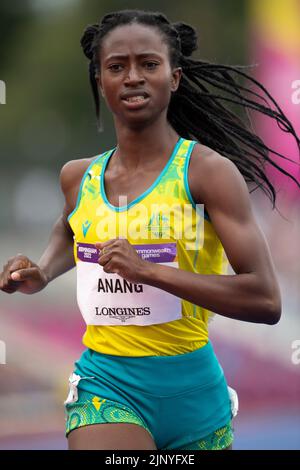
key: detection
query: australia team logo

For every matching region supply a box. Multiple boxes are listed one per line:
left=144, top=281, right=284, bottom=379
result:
left=146, top=212, right=170, bottom=238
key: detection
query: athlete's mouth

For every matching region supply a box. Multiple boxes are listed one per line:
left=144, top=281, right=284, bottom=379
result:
left=120, top=91, right=150, bottom=103
left=124, top=95, right=146, bottom=103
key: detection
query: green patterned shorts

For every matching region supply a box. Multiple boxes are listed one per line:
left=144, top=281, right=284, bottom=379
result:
left=65, top=390, right=234, bottom=450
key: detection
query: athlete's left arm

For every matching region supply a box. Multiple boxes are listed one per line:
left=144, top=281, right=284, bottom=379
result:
left=142, top=151, right=282, bottom=325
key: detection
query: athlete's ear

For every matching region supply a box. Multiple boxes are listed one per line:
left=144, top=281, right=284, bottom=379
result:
left=171, top=67, right=182, bottom=92
left=95, top=73, right=105, bottom=97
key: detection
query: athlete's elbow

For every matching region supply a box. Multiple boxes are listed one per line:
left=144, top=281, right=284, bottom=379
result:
left=262, top=294, right=282, bottom=325
left=253, top=274, right=282, bottom=325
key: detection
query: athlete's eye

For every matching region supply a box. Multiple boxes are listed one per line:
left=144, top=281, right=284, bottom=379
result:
left=144, top=62, right=159, bottom=70
left=108, top=64, right=124, bottom=72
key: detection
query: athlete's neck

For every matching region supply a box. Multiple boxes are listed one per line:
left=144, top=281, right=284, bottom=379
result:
left=112, top=119, right=180, bottom=171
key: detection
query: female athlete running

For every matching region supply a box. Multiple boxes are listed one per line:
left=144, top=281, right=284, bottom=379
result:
left=1, top=9, right=299, bottom=450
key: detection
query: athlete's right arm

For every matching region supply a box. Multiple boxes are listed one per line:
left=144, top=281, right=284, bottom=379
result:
left=0, top=159, right=89, bottom=295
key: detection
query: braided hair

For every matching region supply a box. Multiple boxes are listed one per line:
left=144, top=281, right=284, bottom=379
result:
left=81, top=9, right=300, bottom=207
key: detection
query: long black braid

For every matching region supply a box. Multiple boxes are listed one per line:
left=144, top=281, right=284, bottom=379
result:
left=80, top=9, right=300, bottom=207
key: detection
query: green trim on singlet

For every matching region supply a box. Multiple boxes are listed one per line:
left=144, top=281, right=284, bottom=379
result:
left=183, top=140, right=197, bottom=209
left=100, top=137, right=184, bottom=212
left=183, top=140, right=210, bottom=222
left=67, top=152, right=108, bottom=222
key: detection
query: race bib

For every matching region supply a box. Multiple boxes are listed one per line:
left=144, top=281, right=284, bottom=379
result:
left=76, top=242, right=182, bottom=326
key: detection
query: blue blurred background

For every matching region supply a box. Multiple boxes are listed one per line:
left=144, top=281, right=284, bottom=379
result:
left=0, top=0, right=299, bottom=450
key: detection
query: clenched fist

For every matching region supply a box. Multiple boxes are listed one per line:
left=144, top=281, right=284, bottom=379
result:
left=95, top=238, right=152, bottom=284
left=0, top=254, right=48, bottom=295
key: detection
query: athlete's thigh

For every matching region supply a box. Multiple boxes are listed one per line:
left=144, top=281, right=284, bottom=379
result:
left=68, top=422, right=157, bottom=450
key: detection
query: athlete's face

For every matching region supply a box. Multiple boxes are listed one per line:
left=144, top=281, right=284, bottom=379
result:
left=96, top=23, right=181, bottom=128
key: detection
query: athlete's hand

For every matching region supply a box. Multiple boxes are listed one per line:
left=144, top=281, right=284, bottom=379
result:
left=0, top=255, right=49, bottom=295
left=95, top=238, right=151, bottom=284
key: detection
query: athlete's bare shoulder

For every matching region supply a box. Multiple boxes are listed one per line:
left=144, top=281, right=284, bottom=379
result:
left=60, top=156, right=97, bottom=218
left=188, top=142, right=242, bottom=204
left=60, top=157, right=95, bottom=194
left=190, top=142, right=230, bottom=173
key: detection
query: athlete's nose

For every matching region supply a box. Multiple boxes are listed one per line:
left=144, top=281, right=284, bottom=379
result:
left=124, top=65, right=145, bottom=86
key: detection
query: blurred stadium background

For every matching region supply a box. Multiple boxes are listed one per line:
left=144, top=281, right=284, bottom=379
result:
left=0, top=0, right=299, bottom=450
